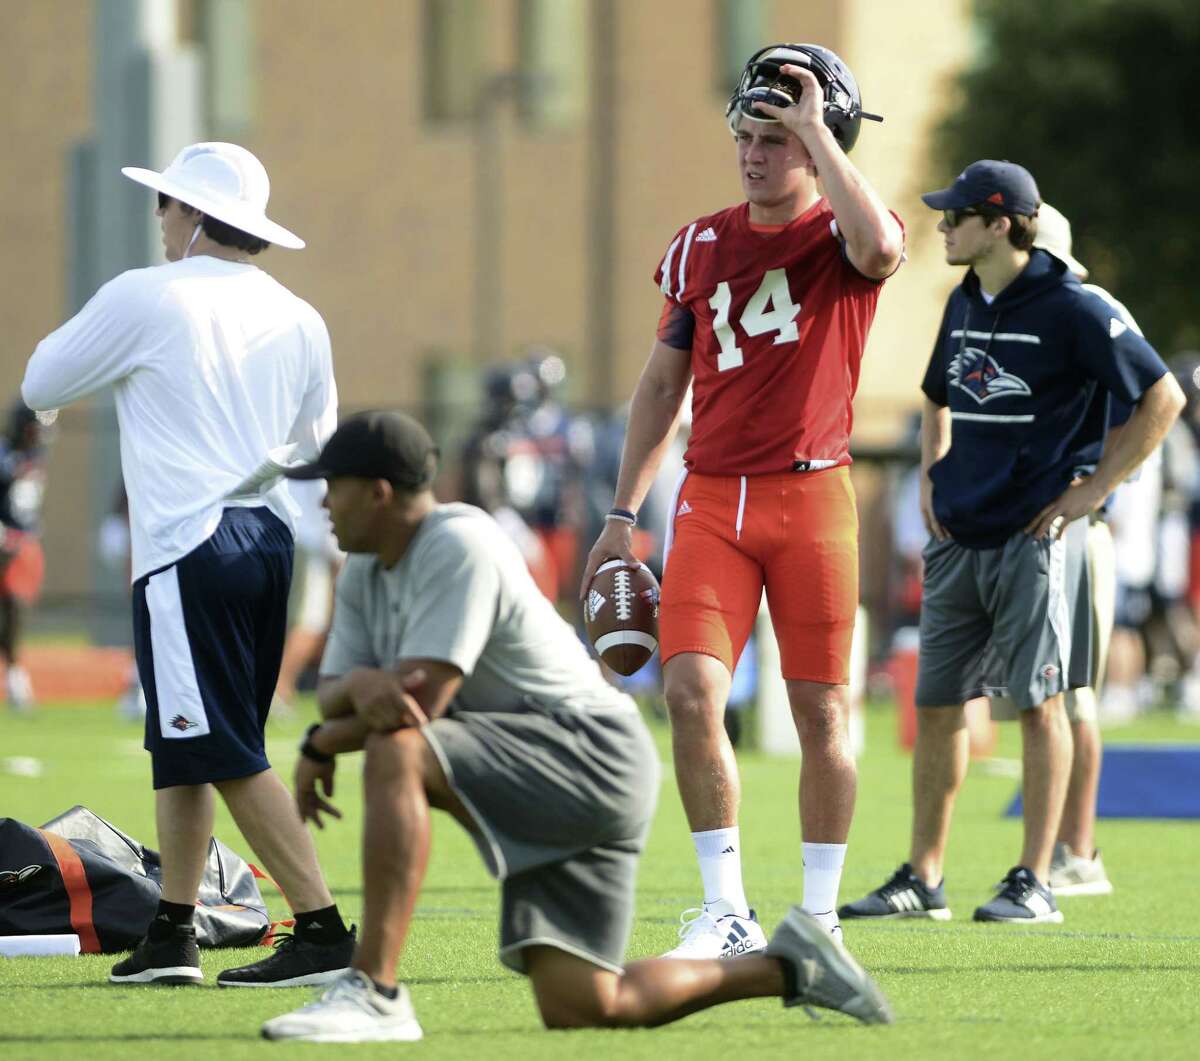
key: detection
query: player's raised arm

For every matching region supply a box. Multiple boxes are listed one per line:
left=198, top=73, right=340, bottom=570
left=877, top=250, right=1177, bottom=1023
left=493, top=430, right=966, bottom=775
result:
left=752, top=64, right=902, bottom=279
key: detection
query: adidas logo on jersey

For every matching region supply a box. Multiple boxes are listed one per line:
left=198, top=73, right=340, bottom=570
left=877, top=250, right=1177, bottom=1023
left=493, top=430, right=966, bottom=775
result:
left=676, top=499, right=693, bottom=517
left=695, top=227, right=717, bottom=243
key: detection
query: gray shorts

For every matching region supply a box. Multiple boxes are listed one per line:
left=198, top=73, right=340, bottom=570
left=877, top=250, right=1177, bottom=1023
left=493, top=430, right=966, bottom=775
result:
left=990, top=519, right=1112, bottom=723
left=421, top=704, right=660, bottom=975
left=916, top=517, right=1091, bottom=711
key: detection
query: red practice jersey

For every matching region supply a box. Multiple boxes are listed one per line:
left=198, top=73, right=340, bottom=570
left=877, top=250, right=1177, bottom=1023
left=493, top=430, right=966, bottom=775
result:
left=655, top=198, right=898, bottom=476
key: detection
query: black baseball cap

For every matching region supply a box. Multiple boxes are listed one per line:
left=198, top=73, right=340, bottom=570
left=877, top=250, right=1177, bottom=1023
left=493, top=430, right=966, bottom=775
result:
left=921, top=159, right=1040, bottom=216
left=284, top=411, right=439, bottom=488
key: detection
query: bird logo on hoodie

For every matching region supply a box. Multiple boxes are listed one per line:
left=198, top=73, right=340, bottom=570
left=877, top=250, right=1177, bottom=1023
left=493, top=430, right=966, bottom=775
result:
left=950, top=347, right=1032, bottom=404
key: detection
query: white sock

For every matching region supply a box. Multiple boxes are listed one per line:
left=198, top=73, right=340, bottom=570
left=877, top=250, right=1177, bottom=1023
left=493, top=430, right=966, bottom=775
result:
left=802, top=842, right=847, bottom=916
left=692, top=827, right=749, bottom=917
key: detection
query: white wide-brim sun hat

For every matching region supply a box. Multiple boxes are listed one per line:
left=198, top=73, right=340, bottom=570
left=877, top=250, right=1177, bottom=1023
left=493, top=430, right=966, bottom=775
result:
left=1033, top=202, right=1087, bottom=280
left=122, top=141, right=305, bottom=250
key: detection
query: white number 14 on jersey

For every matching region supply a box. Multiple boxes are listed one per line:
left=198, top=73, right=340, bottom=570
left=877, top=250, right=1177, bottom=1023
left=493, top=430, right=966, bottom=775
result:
left=708, top=269, right=801, bottom=371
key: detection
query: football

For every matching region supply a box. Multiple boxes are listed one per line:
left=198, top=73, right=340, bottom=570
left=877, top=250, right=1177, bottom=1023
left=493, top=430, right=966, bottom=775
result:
left=584, top=560, right=660, bottom=676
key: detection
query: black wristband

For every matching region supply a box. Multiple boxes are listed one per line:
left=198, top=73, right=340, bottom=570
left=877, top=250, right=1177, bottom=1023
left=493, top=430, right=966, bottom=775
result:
left=299, top=723, right=334, bottom=764
left=606, top=507, right=637, bottom=526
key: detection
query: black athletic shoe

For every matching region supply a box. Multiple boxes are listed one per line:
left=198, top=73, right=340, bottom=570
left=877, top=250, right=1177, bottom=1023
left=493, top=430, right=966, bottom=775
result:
left=973, top=866, right=1063, bottom=924
left=109, top=928, right=202, bottom=985
left=838, top=863, right=952, bottom=921
left=217, top=926, right=357, bottom=988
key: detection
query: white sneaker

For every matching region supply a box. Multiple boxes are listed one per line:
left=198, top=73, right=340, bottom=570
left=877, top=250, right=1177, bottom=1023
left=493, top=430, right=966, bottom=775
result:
left=662, top=907, right=767, bottom=959
left=5, top=665, right=34, bottom=713
left=261, top=970, right=423, bottom=1043
left=1047, top=842, right=1113, bottom=896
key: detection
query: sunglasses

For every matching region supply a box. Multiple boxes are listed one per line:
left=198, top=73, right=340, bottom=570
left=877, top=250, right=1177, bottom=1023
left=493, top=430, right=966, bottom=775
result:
left=157, top=191, right=172, bottom=210
left=942, top=207, right=995, bottom=228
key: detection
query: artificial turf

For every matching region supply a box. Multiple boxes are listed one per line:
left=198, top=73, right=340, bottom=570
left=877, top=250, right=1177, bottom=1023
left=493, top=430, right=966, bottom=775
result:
left=2, top=701, right=1197, bottom=1059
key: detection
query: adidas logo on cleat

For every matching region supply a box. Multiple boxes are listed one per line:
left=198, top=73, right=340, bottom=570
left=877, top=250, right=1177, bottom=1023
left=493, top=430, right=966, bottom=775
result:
left=721, top=920, right=757, bottom=956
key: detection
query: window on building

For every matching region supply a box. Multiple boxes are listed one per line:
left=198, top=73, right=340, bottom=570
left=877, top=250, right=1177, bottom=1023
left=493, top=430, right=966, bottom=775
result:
left=716, top=0, right=771, bottom=97
left=198, top=0, right=255, bottom=140
left=517, top=0, right=587, bottom=131
left=425, top=0, right=485, bottom=122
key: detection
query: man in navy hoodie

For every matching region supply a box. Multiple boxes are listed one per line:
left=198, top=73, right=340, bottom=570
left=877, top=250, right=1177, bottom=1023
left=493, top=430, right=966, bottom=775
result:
left=841, top=161, right=1183, bottom=923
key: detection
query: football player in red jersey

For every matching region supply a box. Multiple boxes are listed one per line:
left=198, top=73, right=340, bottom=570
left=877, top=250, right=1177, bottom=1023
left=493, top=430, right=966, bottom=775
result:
left=582, top=44, right=903, bottom=958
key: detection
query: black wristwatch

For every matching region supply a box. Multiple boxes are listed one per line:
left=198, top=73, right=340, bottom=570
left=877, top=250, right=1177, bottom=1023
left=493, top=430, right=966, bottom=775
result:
left=299, top=723, right=334, bottom=764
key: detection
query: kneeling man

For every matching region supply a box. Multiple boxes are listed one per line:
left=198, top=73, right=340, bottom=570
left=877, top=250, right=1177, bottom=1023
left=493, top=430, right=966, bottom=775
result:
left=263, top=412, right=892, bottom=1042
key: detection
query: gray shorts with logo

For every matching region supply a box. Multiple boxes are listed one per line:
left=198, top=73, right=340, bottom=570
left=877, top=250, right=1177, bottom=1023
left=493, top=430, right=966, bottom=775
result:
left=916, top=517, right=1091, bottom=711
left=421, top=704, right=660, bottom=975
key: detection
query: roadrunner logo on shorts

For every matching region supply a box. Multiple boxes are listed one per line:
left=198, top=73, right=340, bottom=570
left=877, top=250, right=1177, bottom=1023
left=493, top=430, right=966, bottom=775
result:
left=170, top=714, right=200, bottom=732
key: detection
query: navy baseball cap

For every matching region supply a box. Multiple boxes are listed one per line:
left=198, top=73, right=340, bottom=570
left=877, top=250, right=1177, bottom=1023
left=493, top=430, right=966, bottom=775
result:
left=284, top=411, right=439, bottom=488
left=921, top=160, right=1040, bottom=216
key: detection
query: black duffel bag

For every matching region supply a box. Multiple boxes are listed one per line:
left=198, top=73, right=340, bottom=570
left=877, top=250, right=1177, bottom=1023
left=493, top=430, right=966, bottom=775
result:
left=0, top=805, right=272, bottom=952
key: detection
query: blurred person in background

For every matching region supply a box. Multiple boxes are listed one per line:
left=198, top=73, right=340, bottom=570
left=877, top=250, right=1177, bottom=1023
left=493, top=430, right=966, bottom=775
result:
left=274, top=477, right=343, bottom=712
left=22, top=142, right=352, bottom=989
left=0, top=400, right=54, bottom=712
left=1104, top=357, right=1200, bottom=724
left=581, top=43, right=903, bottom=956
left=841, top=164, right=1182, bottom=926
left=462, top=351, right=590, bottom=603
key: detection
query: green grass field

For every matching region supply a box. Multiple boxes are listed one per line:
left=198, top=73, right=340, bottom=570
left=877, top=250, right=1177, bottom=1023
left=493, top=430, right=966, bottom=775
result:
left=2, top=701, right=1198, bottom=1059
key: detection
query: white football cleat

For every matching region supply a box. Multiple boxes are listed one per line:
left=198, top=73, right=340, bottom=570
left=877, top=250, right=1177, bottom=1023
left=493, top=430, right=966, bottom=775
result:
left=261, top=971, right=423, bottom=1043
left=662, top=907, right=767, bottom=959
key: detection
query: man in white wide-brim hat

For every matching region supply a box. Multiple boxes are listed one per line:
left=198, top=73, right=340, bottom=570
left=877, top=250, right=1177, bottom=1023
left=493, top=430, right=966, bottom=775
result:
left=22, top=142, right=354, bottom=988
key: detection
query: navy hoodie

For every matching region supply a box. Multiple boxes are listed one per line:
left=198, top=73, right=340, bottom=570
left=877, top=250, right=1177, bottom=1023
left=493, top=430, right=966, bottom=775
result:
left=921, top=249, right=1168, bottom=549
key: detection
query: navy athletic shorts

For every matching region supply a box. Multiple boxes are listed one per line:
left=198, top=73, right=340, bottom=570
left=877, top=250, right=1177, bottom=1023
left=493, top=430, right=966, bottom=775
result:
left=133, top=507, right=293, bottom=789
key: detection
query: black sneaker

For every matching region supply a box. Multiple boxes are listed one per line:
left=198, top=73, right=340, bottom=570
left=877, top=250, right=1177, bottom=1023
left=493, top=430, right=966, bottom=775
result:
left=973, top=866, right=1063, bottom=924
left=766, top=906, right=893, bottom=1025
left=109, top=928, right=202, bottom=985
left=838, top=863, right=952, bottom=920
left=217, top=926, right=357, bottom=988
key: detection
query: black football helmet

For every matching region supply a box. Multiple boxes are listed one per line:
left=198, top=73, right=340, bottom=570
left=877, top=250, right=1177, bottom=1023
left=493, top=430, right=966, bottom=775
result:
left=726, top=43, right=882, bottom=152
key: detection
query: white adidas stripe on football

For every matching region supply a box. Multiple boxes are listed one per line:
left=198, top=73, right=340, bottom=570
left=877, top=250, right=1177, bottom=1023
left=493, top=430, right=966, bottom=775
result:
left=593, top=631, right=658, bottom=655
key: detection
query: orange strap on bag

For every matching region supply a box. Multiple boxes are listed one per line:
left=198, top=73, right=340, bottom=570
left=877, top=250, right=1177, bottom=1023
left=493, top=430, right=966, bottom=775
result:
left=37, top=830, right=102, bottom=954
left=248, top=862, right=295, bottom=946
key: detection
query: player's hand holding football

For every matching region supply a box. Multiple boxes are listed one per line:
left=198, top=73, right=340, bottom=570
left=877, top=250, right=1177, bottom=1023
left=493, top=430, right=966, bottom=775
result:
left=347, top=668, right=430, bottom=732
left=579, top=519, right=639, bottom=599
left=295, top=754, right=340, bottom=829
left=748, top=64, right=826, bottom=142
left=1024, top=476, right=1103, bottom=540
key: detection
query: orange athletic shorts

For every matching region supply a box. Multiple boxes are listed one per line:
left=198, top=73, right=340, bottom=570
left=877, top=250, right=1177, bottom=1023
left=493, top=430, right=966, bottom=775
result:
left=0, top=530, right=45, bottom=605
left=659, top=466, right=858, bottom=684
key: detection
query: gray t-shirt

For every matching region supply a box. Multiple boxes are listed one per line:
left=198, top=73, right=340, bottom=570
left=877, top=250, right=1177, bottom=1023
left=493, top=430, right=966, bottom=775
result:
left=320, top=503, right=635, bottom=715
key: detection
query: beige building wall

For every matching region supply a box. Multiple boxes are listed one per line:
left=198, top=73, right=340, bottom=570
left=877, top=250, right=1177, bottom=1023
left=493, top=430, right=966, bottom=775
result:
left=1, top=0, right=971, bottom=606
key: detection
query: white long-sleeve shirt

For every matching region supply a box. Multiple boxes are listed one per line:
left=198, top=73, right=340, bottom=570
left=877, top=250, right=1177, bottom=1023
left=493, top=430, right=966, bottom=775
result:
left=23, top=256, right=338, bottom=580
